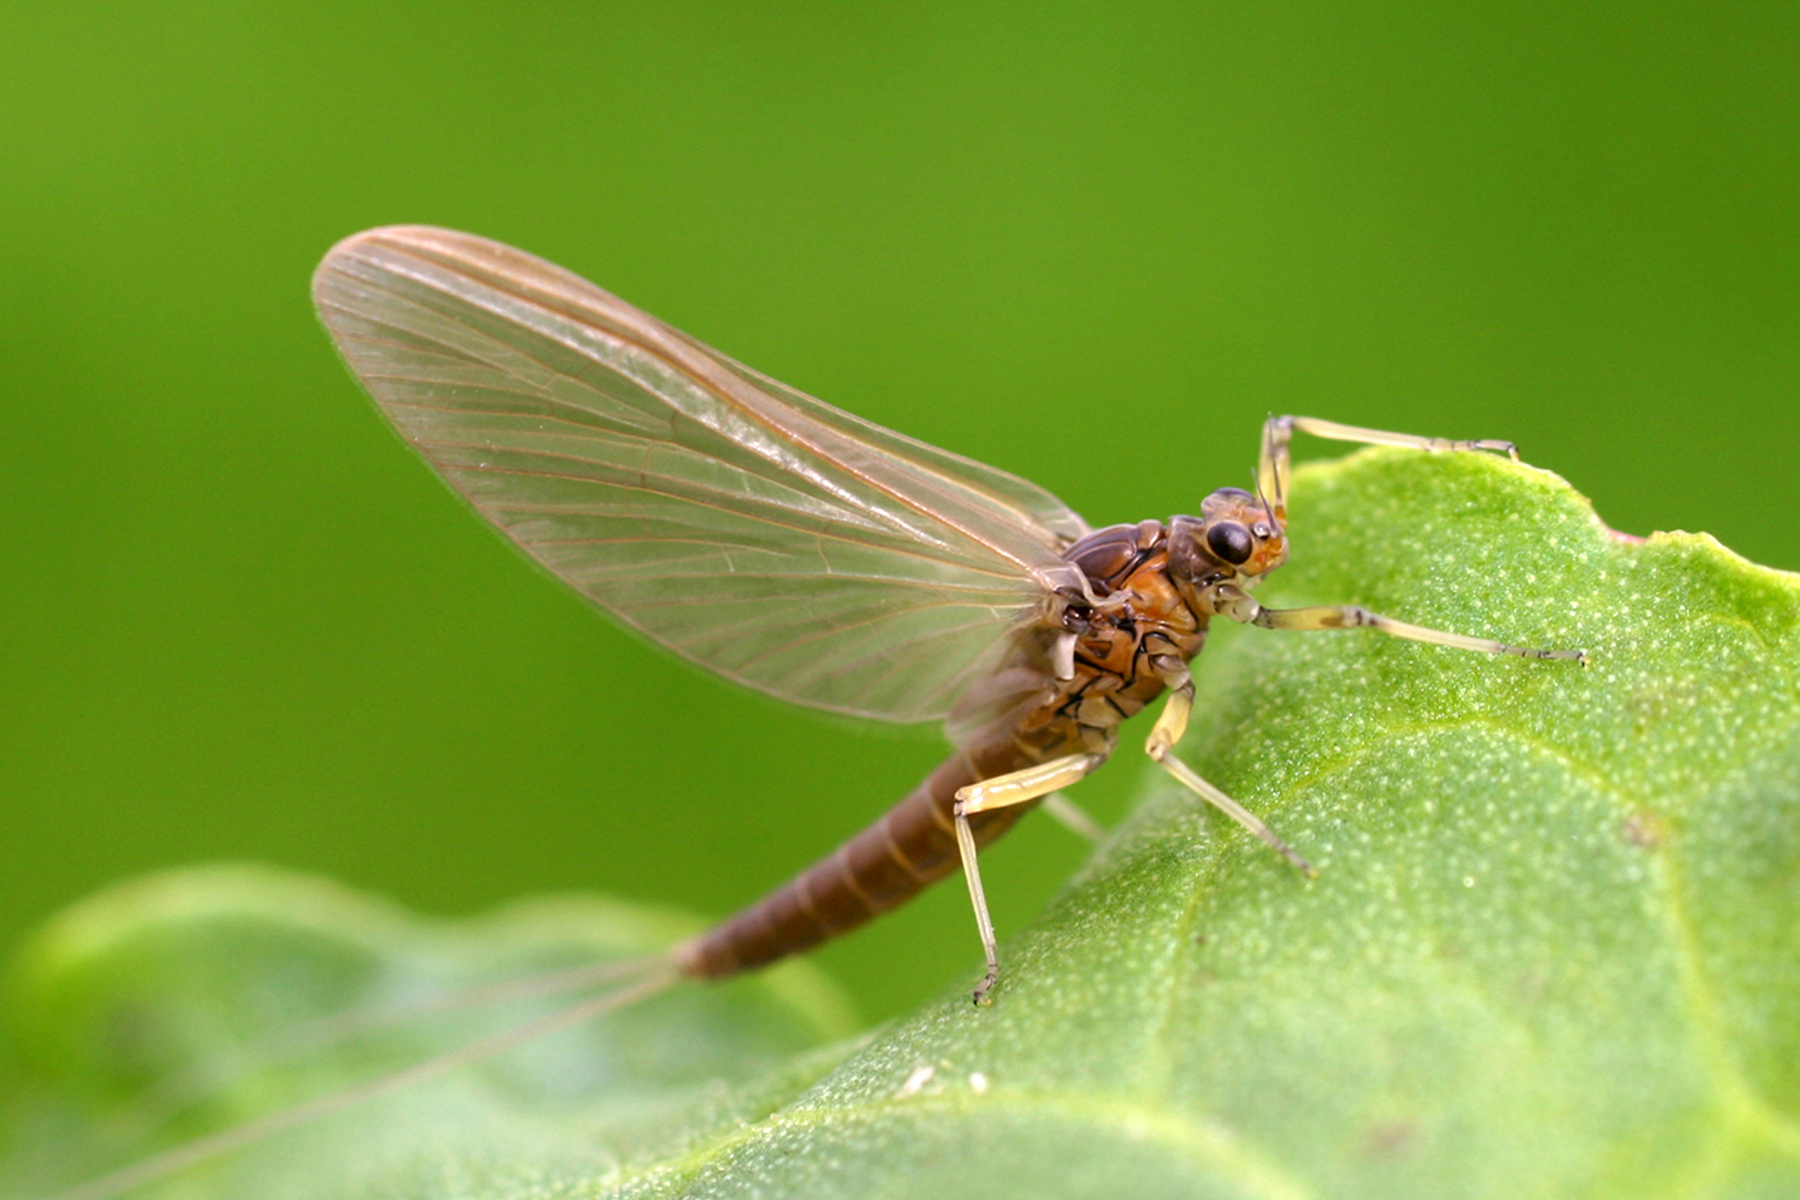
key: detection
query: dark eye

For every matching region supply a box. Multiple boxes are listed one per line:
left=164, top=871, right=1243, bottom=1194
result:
left=1206, top=521, right=1253, bottom=565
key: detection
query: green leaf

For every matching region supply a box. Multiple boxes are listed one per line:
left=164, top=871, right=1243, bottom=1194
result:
left=7, top=449, right=1799, bottom=1200
left=0, top=867, right=859, bottom=1200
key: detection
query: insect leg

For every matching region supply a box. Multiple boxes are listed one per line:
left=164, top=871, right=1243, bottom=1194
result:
left=1212, top=584, right=1588, bottom=664
left=1142, top=674, right=1315, bottom=876
left=954, top=753, right=1106, bottom=1003
left=1258, top=414, right=1519, bottom=522
left=1040, top=792, right=1105, bottom=843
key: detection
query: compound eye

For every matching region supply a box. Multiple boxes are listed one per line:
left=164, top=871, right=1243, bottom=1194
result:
left=1206, top=521, right=1254, bottom=565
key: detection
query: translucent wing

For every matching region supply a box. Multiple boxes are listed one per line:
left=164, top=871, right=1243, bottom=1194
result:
left=313, top=227, right=1090, bottom=723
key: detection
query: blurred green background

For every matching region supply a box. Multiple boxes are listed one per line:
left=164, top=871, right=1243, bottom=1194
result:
left=2, top=2, right=1795, bottom=1023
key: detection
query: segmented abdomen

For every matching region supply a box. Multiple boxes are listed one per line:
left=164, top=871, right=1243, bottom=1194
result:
left=674, top=518, right=1206, bottom=982
left=671, top=718, right=1059, bottom=979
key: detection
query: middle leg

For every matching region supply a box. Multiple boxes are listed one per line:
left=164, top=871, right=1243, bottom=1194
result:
left=1144, top=677, right=1315, bottom=876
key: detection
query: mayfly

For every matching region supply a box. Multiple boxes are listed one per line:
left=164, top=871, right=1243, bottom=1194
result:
left=51, top=226, right=1586, bottom=1200
left=303, top=226, right=1584, bottom=999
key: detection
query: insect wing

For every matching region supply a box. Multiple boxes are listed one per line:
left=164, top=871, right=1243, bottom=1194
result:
left=312, top=227, right=1089, bottom=722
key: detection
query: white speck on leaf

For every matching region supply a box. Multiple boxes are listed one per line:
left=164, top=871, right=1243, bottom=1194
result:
left=897, top=1065, right=934, bottom=1097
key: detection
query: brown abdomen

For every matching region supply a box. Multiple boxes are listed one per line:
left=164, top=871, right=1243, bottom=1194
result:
left=671, top=719, right=1052, bottom=980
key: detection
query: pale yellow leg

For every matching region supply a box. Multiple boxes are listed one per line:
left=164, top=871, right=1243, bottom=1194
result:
left=1237, top=416, right=1590, bottom=664
left=1257, top=413, right=1519, bottom=524
left=1143, top=687, right=1315, bottom=876
left=954, top=752, right=1105, bottom=1003
left=1144, top=681, right=1193, bottom=758
left=1041, top=792, right=1105, bottom=843
left=957, top=754, right=1104, bottom=816
left=1210, top=584, right=1588, bottom=665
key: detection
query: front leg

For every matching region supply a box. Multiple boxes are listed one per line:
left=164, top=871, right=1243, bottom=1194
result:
left=1257, top=415, right=1521, bottom=525
left=1212, top=584, right=1588, bottom=665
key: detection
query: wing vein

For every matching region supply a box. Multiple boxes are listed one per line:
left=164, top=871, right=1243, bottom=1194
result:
left=314, top=227, right=1083, bottom=724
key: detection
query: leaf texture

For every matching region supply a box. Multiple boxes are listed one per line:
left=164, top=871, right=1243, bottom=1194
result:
left=9, top=451, right=1798, bottom=1200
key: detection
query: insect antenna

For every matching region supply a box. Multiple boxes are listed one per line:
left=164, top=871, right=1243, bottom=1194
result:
left=38, top=957, right=682, bottom=1200
left=1253, top=475, right=1281, bottom=532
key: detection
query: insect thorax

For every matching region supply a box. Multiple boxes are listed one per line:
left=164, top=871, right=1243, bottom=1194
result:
left=1011, top=520, right=1211, bottom=760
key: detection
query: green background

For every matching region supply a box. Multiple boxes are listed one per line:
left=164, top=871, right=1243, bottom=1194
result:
left=2, top=2, right=1795, bottom=1024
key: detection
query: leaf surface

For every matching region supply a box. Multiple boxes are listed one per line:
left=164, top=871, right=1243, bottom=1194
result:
left=7, top=450, right=1798, bottom=1200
